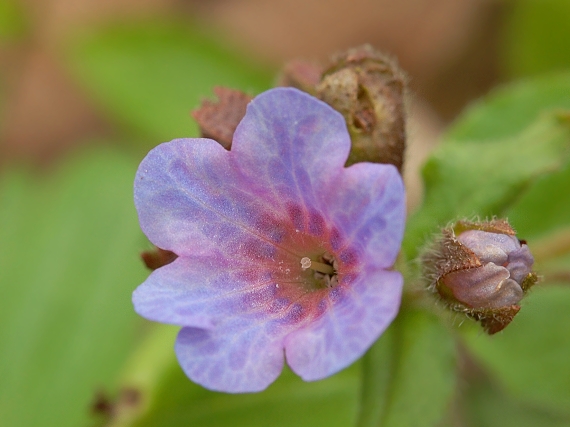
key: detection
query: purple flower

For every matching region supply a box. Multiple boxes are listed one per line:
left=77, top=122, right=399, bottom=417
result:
left=133, top=87, right=406, bottom=393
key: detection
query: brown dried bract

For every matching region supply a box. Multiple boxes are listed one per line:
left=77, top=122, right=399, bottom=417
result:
left=141, top=247, right=178, bottom=270
left=90, top=387, right=142, bottom=422
left=91, top=389, right=113, bottom=417
left=454, top=218, right=515, bottom=236
left=469, top=305, right=521, bottom=335
left=429, top=228, right=482, bottom=278
left=192, top=87, right=252, bottom=149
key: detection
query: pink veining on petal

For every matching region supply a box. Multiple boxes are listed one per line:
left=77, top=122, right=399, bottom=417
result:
left=219, top=198, right=362, bottom=333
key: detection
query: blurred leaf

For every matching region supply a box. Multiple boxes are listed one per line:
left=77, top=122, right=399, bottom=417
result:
left=502, top=0, right=570, bottom=78
left=462, top=368, right=570, bottom=427
left=357, top=308, right=456, bottom=427
left=137, top=367, right=360, bottom=427
left=0, top=147, right=148, bottom=427
left=404, top=110, right=570, bottom=259
left=106, top=324, right=360, bottom=427
left=0, top=0, right=27, bottom=42
left=444, top=73, right=570, bottom=142
left=403, top=74, right=570, bottom=258
left=461, top=285, right=570, bottom=415
left=507, top=160, right=570, bottom=239
left=65, top=22, right=273, bottom=147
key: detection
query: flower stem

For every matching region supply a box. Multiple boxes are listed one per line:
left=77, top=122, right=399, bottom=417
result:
left=356, top=323, right=396, bottom=427
left=543, top=270, right=570, bottom=284
left=530, top=226, right=570, bottom=263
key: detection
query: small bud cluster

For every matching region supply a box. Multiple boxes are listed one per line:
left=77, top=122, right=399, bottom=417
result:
left=422, top=219, right=538, bottom=334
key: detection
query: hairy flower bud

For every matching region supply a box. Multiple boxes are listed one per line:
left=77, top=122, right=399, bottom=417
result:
left=316, top=45, right=407, bottom=170
left=422, top=219, right=538, bottom=334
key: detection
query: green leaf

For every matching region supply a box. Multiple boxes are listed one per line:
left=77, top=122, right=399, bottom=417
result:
left=0, top=147, right=148, bottom=427
left=105, top=325, right=361, bottom=427
left=507, top=160, right=570, bottom=240
left=501, top=0, right=570, bottom=79
left=461, top=285, right=570, bottom=415
left=65, top=22, right=273, bottom=147
left=462, top=369, right=570, bottom=427
left=0, top=0, right=27, bottom=42
left=444, top=73, right=570, bottom=142
left=357, top=308, right=456, bottom=427
left=404, top=110, right=570, bottom=259
left=403, top=74, right=570, bottom=259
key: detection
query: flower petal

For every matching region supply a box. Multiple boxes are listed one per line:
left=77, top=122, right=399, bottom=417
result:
left=134, top=138, right=232, bottom=255
left=284, top=269, right=403, bottom=381
left=132, top=257, right=219, bottom=328
left=325, top=163, right=406, bottom=268
left=175, top=324, right=284, bottom=393
left=134, top=88, right=354, bottom=257
left=231, top=87, right=351, bottom=211
left=133, top=255, right=290, bottom=328
left=443, top=263, right=523, bottom=309
left=457, top=230, right=518, bottom=265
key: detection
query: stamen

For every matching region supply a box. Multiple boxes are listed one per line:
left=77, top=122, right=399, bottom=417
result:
left=300, top=257, right=312, bottom=270
left=300, top=257, right=335, bottom=275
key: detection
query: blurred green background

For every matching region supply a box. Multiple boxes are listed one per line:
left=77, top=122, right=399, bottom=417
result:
left=1, top=0, right=570, bottom=426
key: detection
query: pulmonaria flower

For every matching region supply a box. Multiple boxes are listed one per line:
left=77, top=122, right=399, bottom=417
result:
left=422, top=219, right=538, bottom=334
left=133, top=87, right=406, bottom=393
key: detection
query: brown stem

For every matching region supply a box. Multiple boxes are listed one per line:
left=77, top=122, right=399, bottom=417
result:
left=529, top=227, right=570, bottom=263
left=541, top=270, right=570, bottom=284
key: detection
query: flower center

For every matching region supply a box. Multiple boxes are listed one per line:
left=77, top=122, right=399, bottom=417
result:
left=300, top=252, right=338, bottom=289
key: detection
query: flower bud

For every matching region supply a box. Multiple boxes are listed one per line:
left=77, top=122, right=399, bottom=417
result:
left=422, top=219, right=538, bottom=334
left=316, top=45, right=407, bottom=170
